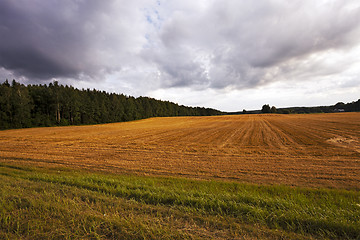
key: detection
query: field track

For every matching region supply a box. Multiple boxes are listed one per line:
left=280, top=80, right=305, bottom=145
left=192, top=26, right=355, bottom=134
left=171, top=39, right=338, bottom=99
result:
left=1, top=113, right=359, bottom=189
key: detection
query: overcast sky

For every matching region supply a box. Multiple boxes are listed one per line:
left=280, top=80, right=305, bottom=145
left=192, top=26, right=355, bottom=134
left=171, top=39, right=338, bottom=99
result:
left=1, top=0, right=359, bottom=111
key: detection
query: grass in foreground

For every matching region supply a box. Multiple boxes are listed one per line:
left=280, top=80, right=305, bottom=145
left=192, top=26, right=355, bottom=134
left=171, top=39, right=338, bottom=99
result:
left=0, top=162, right=359, bottom=239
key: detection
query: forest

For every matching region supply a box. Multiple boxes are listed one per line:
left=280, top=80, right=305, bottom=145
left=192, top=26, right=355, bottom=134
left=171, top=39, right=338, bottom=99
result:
left=275, top=100, right=360, bottom=114
left=0, top=80, right=222, bottom=129
left=233, top=100, right=360, bottom=114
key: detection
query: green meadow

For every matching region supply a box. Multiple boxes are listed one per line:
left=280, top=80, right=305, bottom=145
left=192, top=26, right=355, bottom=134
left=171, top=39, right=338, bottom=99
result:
left=0, top=163, right=359, bottom=239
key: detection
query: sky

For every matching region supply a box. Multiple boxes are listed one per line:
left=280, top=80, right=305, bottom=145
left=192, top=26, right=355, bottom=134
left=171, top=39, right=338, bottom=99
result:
left=0, top=0, right=360, bottom=112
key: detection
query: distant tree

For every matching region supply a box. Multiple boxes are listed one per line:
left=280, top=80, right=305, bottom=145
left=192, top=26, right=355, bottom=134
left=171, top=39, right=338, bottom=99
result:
left=261, top=104, right=271, bottom=113
left=10, top=80, right=33, bottom=128
left=0, top=80, right=12, bottom=128
left=282, top=109, right=290, bottom=114
left=270, top=106, right=277, bottom=113
left=335, top=102, right=345, bottom=107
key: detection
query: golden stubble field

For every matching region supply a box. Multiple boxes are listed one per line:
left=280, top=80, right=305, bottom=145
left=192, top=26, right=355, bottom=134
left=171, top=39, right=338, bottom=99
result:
left=1, top=113, right=359, bottom=189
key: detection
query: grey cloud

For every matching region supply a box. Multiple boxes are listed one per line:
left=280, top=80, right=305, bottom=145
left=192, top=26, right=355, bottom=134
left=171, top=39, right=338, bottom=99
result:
left=0, top=0, right=149, bottom=81
left=0, top=47, right=78, bottom=79
left=148, top=0, right=360, bottom=90
left=1, top=0, right=359, bottom=94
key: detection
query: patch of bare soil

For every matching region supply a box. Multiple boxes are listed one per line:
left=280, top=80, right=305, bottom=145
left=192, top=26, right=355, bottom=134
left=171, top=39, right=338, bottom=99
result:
left=327, top=136, right=360, bottom=153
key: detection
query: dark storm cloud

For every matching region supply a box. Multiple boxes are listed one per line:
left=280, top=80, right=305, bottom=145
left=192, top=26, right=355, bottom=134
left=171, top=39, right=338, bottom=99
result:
left=0, top=0, right=86, bottom=79
left=0, top=47, right=77, bottom=79
left=0, top=0, right=148, bottom=81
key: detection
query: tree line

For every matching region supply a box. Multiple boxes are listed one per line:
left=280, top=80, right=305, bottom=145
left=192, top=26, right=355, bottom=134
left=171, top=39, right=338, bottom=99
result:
left=0, top=80, right=222, bottom=129
left=264, top=101, right=360, bottom=114
left=231, top=100, right=360, bottom=115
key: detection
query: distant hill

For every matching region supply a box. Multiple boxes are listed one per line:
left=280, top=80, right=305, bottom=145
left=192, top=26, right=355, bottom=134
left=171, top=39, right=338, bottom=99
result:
left=230, top=99, right=360, bottom=115
left=0, top=80, right=223, bottom=130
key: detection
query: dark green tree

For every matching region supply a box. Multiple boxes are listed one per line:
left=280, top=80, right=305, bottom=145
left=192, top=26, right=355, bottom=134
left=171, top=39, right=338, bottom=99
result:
left=261, top=104, right=271, bottom=113
left=0, top=80, right=12, bottom=128
left=271, top=106, right=277, bottom=113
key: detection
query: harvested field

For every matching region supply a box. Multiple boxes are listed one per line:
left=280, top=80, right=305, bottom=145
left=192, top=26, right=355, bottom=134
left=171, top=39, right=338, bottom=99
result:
left=1, top=113, right=360, bottom=189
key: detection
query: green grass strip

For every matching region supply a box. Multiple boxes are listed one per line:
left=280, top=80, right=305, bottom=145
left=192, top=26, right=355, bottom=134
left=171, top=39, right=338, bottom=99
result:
left=0, top=163, right=359, bottom=239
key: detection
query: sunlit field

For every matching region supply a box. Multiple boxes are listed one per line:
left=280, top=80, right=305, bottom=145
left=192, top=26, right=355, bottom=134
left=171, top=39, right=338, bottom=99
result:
left=1, top=113, right=359, bottom=189
left=1, top=113, right=360, bottom=239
